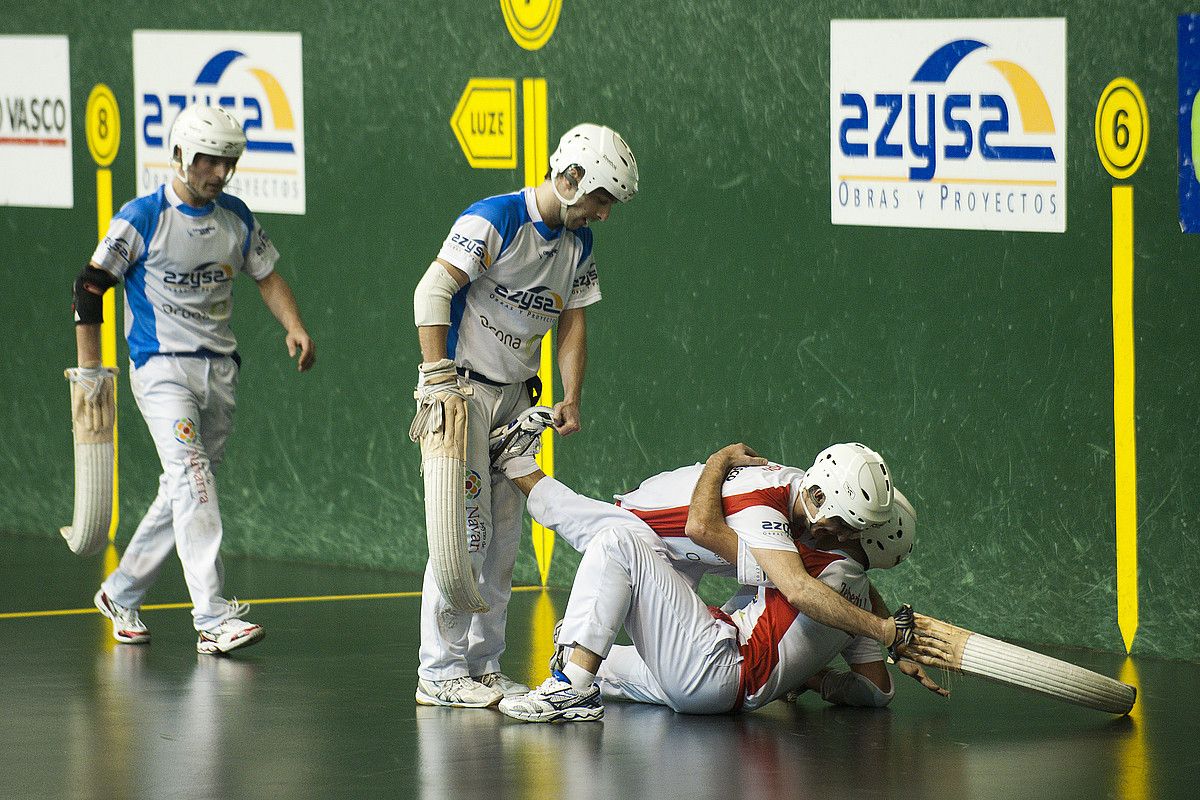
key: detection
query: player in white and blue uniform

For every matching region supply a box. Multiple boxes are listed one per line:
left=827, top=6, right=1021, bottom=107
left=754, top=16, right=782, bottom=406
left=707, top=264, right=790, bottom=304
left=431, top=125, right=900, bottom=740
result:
left=73, top=105, right=315, bottom=655
left=411, top=124, right=639, bottom=707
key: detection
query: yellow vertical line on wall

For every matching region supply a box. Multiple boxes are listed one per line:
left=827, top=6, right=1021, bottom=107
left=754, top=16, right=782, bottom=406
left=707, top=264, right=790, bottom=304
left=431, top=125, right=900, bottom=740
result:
left=532, top=336, right=555, bottom=585
left=1112, top=185, right=1137, bottom=653
left=523, top=77, right=547, bottom=188
left=523, top=78, right=555, bottom=586
left=97, top=168, right=119, bottom=542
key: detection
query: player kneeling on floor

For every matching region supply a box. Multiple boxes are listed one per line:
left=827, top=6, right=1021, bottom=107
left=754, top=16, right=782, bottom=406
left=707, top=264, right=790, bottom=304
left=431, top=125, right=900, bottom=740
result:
left=487, top=423, right=946, bottom=722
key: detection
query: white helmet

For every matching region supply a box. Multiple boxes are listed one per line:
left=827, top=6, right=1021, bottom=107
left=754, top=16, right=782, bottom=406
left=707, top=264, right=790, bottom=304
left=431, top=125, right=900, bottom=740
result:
left=549, top=123, right=638, bottom=208
left=800, top=442, right=893, bottom=530
left=169, top=104, right=247, bottom=183
left=861, top=488, right=916, bottom=569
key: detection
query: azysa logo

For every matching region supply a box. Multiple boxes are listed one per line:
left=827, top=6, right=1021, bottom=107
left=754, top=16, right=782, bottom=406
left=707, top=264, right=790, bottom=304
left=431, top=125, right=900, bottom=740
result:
left=492, top=284, right=564, bottom=316
left=450, top=233, right=492, bottom=267
left=141, top=49, right=297, bottom=154
left=838, top=38, right=1057, bottom=181
left=164, top=261, right=233, bottom=289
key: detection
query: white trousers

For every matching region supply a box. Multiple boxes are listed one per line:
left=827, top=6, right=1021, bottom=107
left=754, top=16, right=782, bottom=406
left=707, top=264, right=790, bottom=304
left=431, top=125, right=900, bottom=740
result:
left=544, top=487, right=742, bottom=714
left=102, top=355, right=238, bottom=631
left=531, top=477, right=741, bottom=711
left=418, top=379, right=532, bottom=680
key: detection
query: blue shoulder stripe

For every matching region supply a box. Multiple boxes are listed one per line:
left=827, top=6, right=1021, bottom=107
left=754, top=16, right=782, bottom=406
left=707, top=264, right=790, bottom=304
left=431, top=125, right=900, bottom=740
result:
left=459, top=192, right=528, bottom=260
left=118, top=189, right=167, bottom=366
left=215, top=192, right=256, bottom=257
left=114, top=186, right=168, bottom=247
left=574, top=227, right=593, bottom=268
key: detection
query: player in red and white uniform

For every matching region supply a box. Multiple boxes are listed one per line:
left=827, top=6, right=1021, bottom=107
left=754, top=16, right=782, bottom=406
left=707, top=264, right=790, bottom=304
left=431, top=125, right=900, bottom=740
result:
left=484, top=421, right=945, bottom=721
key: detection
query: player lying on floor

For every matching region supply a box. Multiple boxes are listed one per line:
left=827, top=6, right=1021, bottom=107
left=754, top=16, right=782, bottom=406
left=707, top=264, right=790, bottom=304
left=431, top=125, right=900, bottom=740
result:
left=487, top=411, right=946, bottom=721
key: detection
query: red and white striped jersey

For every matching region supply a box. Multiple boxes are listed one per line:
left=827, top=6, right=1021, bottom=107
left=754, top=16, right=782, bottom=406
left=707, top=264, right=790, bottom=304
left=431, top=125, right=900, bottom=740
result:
left=614, top=462, right=806, bottom=583
left=615, top=460, right=882, bottom=705
left=729, top=548, right=879, bottom=711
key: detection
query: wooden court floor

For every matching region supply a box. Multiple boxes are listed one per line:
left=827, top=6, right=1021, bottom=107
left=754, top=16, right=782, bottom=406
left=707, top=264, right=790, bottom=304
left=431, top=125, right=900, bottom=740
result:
left=1, top=533, right=1195, bottom=800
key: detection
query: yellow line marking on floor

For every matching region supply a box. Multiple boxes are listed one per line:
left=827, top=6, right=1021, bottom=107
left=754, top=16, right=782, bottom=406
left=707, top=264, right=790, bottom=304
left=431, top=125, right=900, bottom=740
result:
left=0, top=584, right=550, bottom=620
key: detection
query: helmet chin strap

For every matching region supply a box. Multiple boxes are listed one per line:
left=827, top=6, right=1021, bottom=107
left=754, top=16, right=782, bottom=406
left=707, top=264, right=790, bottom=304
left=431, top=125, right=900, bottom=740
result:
left=550, top=168, right=583, bottom=224
left=171, top=148, right=204, bottom=203
left=800, top=487, right=820, bottom=525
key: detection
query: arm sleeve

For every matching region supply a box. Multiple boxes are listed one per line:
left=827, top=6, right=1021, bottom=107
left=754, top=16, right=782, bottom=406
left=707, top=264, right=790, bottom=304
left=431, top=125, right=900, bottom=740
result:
left=413, top=262, right=461, bottom=327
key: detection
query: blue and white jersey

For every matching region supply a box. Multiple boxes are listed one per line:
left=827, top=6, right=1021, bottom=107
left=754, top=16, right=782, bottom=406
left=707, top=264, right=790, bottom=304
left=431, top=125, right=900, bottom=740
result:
left=90, top=183, right=278, bottom=368
left=436, top=187, right=601, bottom=383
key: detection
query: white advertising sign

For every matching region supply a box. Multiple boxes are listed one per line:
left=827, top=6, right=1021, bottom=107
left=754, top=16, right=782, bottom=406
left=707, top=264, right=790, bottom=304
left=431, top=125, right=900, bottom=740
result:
left=0, top=36, right=73, bottom=208
left=133, top=30, right=305, bottom=214
left=830, top=19, right=1066, bottom=232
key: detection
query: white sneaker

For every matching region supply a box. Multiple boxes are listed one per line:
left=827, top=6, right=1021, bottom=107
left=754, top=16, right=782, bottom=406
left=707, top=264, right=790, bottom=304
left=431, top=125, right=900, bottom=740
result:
left=415, top=676, right=503, bottom=708
left=489, top=406, right=554, bottom=476
left=94, top=590, right=150, bottom=644
left=498, top=670, right=604, bottom=723
left=197, top=601, right=264, bottom=655
left=475, top=672, right=530, bottom=697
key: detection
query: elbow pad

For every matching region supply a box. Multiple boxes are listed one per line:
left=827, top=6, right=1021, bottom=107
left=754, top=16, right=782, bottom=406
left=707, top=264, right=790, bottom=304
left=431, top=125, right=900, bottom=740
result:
left=72, top=265, right=118, bottom=325
left=819, top=668, right=895, bottom=708
left=414, top=262, right=462, bottom=327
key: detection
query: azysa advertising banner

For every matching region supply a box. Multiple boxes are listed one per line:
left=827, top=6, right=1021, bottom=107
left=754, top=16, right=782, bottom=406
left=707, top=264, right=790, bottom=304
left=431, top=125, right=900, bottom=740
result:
left=134, top=31, right=305, bottom=215
left=830, top=19, right=1066, bottom=233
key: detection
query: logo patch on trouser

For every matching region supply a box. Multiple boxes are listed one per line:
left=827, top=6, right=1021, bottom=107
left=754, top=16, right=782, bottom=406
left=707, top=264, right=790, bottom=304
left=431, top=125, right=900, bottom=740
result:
left=173, top=417, right=197, bottom=444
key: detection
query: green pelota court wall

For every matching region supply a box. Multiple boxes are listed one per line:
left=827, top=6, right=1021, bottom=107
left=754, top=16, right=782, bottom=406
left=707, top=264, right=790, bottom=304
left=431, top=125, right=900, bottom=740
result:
left=1, top=1, right=1195, bottom=661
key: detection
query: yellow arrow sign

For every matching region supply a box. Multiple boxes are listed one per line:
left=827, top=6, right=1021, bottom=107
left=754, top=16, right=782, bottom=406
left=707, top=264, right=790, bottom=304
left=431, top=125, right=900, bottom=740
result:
left=451, top=78, right=517, bottom=169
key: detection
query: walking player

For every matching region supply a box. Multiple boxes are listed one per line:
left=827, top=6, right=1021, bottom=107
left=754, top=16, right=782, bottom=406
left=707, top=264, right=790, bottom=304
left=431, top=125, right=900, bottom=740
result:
left=71, top=105, right=315, bottom=654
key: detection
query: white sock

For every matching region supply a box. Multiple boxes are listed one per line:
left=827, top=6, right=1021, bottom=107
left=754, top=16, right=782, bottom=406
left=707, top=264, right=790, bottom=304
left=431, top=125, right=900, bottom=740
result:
left=562, top=661, right=595, bottom=691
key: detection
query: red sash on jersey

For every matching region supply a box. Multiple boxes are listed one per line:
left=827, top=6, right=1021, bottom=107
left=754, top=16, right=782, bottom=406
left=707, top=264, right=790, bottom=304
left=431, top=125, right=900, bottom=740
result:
left=731, top=547, right=846, bottom=710
left=618, top=486, right=792, bottom=538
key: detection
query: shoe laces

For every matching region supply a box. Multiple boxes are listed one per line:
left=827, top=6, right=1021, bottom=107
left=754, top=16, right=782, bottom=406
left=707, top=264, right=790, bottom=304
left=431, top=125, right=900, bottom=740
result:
left=439, top=676, right=482, bottom=695
left=533, top=673, right=570, bottom=695
left=224, top=598, right=251, bottom=619
left=117, top=605, right=144, bottom=628
left=211, top=599, right=252, bottom=631
left=106, top=596, right=143, bottom=627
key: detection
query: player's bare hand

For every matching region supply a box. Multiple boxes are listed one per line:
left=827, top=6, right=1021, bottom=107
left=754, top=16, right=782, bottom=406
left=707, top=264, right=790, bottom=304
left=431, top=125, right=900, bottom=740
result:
left=286, top=328, right=316, bottom=372
left=552, top=399, right=581, bottom=436
left=897, top=659, right=950, bottom=697
left=708, top=443, right=768, bottom=470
